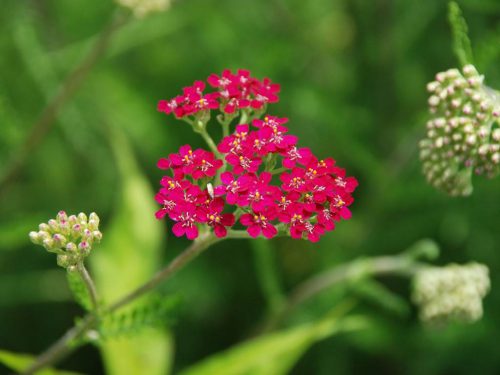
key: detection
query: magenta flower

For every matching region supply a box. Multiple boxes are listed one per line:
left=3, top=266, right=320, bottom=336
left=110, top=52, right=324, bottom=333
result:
left=214, top=172, right=252, bottom=204
left=155, top=69, right=358, bottom=243
left=171, top=205, right=201, bottom=240
left=200, top=198, right=235, bottom=238
left=240, top=207, right=278, bottom=239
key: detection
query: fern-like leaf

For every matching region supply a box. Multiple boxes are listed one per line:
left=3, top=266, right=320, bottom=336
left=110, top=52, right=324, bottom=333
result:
left=448, top=1, right=474, bottom=66
left=66, top=271, right=92, bottom=311
left=98, top=294, right=181, bottom=341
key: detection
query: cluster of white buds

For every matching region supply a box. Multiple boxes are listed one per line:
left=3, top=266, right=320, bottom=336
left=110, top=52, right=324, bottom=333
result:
left=29, top=211, right=102, bottom=271
left=116, top=0, right=171, bottom=18
left=412, top=263, right=490, bottom=324
left=420, top=65, right=500, bottom=196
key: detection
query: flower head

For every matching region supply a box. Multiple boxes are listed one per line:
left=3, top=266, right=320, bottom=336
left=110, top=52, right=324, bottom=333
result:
left=155, top=70, right=357, bottom=242
left=420, top=65, right=500, bottom=196
left=29, top=211, right=102, bottom=270
left=412, top=263, right=490, bottom=324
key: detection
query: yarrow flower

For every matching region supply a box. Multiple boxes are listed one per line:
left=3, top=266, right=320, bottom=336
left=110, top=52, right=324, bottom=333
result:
left=29, top=211, right=102, bottom=271
left=158, top=69, right=280, bottom=120
left=155, top=69, right=358, bottom=242
left=412, top=263, right=490, bottom=324
left=420, top=65, right=500, bottom=196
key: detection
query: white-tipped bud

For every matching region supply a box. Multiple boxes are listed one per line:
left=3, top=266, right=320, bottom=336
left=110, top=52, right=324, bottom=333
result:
left=57, top=255, right=70, bottom=268
left=427, top=81, right=440, bottom=92
left=92, top=231, right=103, bottom=243
left=428, top=95, right=440, bottom=107
left=52, top=234, right=67, bottom=247
left=466, top=135, right=477, bottom=145
left=29, top=231, right=40, bottom=244
left=462, top=64, right=477, bottom=77
left=30, top=211, right=103, bottom=268
left=492, top=129, right=500, bottom=142
left=42, top=238, right=54, bottom=250
left=57, top=211, right=68, bottom=222
left=66, top=242, right=77, bottom=252
left=39, top=223, right=50, bottom=232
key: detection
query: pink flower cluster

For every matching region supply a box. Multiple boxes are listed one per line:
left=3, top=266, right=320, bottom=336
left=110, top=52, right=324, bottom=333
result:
left=155, top=70, right=357, bottom=242
left=157, top=69, right=279, bottom=117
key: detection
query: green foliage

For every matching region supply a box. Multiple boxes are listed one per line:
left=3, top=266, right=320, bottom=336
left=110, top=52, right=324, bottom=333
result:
left=90, top=127, right=172, bottom=375
left=66, top=270, right=92, bottom=311
left=0, top=349, right=82, bottom=375
left=179, top=315, right=368, bottom=375
left=0, top=1, right=499, bottom=374
left=448, top=1, right=474, bottom=66
left=352, top=279, right=410, bottom=317
left=99, top=294, right=180, bottom=340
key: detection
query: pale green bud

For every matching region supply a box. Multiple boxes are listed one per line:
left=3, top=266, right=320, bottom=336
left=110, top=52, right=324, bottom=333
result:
left=421, top=65, right=500, bottom=195
left=30, top=211, right=103, bottom=269
left=413, top=263, right=490, bottom=324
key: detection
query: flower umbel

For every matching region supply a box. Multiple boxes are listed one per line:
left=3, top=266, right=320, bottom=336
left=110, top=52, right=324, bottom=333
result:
left=155, top=70, right=358, bottom=242
left=29, top=211, right=102, bottom=271
left=412, top=263, right=490, bottom=323
left=420, top=65, right=500, bottom=196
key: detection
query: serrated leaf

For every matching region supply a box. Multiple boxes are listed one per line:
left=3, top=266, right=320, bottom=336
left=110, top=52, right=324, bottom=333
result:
left=448, top=1, right=474, bottom=67
left=90, top=128, right=172, bottom=375
left=179, top=315, right=368, bottom=375
left=99, top=294, right=181, bottom=340
left=66, top=271, right=92, bottom=311
left=0, top=349, right=82, bottom=375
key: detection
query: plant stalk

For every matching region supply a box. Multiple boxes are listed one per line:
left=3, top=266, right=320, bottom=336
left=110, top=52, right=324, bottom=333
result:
left=19, top=230, right=251, bottom=375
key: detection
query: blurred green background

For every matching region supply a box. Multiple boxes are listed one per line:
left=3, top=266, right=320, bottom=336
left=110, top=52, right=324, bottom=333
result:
left=1, top=0, right=500, bottom=374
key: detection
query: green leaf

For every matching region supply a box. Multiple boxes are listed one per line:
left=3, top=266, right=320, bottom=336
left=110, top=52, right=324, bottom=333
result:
left=448, top=1, right=474, bottom=67
left=352, top=279, right=410, bottom=317
left=99, top=294, right=181, bottom=340
left=90, top=128, right=173, bottom=375
left=179, top=315, right=368, bottom=375
left=0, top=349, right=82, bottom=375
left=66, top=271, right=92, bottom=311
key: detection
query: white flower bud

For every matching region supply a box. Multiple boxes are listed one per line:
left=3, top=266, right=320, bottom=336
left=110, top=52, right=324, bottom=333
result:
left=413, top=263, right=490, bottom=324
left=78, top=213, right=88, bottom=223
left=29, top=231, right=40, bottom=244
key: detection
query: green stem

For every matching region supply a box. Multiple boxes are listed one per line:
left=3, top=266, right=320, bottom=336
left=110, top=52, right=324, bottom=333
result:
left=197, top=127, right=221, bottom=157
left=250, top=239, right=286, bottom=314
left=20, top=231, right=251, bottom=375
left=270, top=167, right=287, bottom=175
left=259, top=255, right=426, bottom=333
left=239, top=110, right=249, bottom=124
left=77, top=262, right=99, bottom=313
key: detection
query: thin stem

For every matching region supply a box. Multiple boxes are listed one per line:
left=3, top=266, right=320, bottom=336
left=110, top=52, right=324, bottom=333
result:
left=222, top=122, right=230, bottom=137
left=250, top=239, right=286, bottom=314
left=239, top=110, right=249, bottom=124
left=21, top=230, right=252, bottom=374
left=106, top=231, right=219, bottom=313
left=0, top=11, right=129, bottom=197
left=76, top=262, right=99, bottom=313
left=259, top=255, right=424, bottom=333
left=197, top=128, right=221, bottom=158
left=19, top=315, right=96, bottom=375
left=270, top=167, right=287, bottom=175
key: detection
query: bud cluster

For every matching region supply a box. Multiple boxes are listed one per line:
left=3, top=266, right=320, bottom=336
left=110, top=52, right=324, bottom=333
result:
left=29, top=211, right=102, bottom=271
left=420, top=65, right=500, bottom=196
left=412, top=263, right=490, bottom=323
